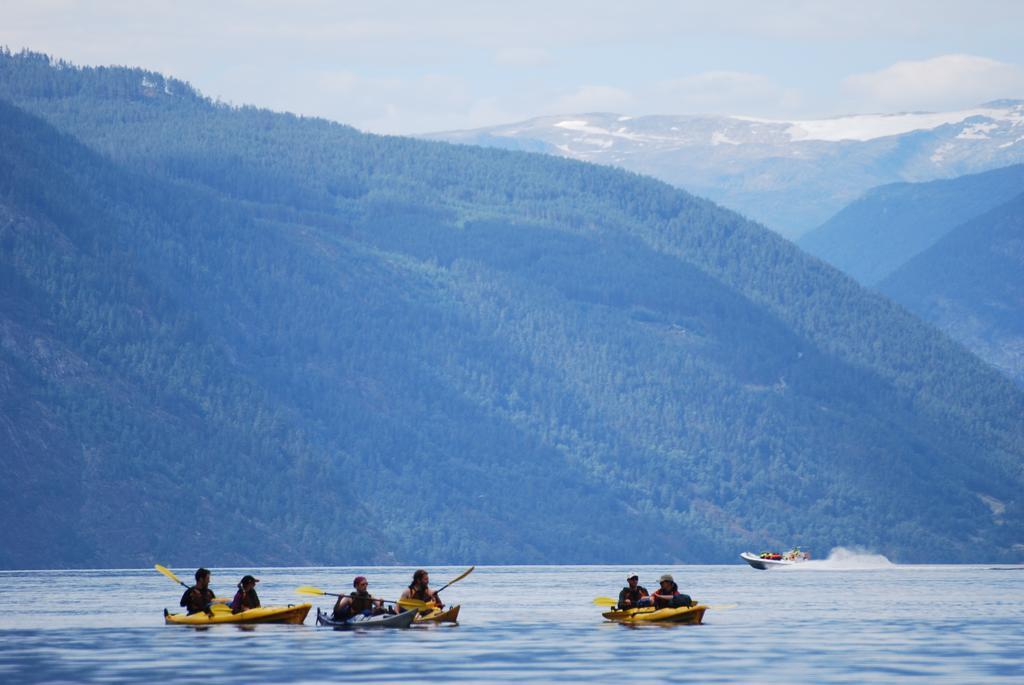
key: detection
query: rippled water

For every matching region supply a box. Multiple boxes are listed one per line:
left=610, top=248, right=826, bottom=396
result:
left=1, top=559, right=1022, bottom=682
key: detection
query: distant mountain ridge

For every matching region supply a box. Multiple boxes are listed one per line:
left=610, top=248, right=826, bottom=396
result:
left=797, top=163, right=1024, bottom=385
left=425, top=102, right=1024, bottom=237
left=2, top=49, right=1024, bottom=567
left=799, top=164, right=1024, bottom=285
left=879, top=191, right=1024, bottom=386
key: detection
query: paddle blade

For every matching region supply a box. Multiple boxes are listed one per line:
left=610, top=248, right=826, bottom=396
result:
left=592, top=597, right=618, bottom=607
left=155, top=564, right=185, bottom=587
left=435, top=565, right=476, bottom=594
left=295, top=585, right=328, bottom=597
left=209, top=603, right=232, bottom=614
left=447, top=565, right=475, bottom=586
left=397, top=598, right=430, bottom=610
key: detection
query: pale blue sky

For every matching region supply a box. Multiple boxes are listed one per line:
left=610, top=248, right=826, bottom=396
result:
left=3, top=1, right=1024, bottom=134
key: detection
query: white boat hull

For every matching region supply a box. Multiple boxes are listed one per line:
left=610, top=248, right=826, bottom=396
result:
left=740, top=552, right=802, bottom=569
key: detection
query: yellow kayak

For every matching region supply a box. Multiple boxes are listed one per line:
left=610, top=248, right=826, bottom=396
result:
left=414, top=605, right=461, bottom=623
left=164, top=603, right=312, bottom=625
left=602, top=604, right=707, bottom=624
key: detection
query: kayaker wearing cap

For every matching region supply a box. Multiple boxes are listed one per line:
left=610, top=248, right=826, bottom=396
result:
left=333, top=576, right=384, bottom=621
left=618, top=572, right=650, bottom=609
left=399, top=569, right=443, bottom=611
left=650, top=574, right=693, bottom=610
left=179, top=568, right=216, bottom=616
left=230, top=575, right=261, bottom=614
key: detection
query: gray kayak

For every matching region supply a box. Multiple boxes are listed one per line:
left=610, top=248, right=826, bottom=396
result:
left=316, top=607, right=416, bottom=628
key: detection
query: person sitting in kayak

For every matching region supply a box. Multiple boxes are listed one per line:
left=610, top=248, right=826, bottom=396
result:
left=618, top=571, right=651, bottom=609
left=400, top=569, right=443, bottom=612
left=230, top=575, right=261, bottom=614
left=333, top=576, right=384, bottom=621
left=650, top=574, right=693, bottom=609
left=179, top=567, right=216, bottom=616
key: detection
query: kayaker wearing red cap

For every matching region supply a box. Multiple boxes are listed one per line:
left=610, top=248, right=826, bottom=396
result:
left=650, top=574, right=693, bottom=609
left=617, top=572, right=650, bottom=609
left=399, top=569, right=443, bottom=612
left=179, top=568, right=216, bottom=616
left=333, top=576, right=384, bottom=621
left=230, top=575, right=261, bottom=614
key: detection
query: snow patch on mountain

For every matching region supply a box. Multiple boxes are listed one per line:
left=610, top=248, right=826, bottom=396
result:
left=554, top=119, right=671, bottom=145
left=554, top=120, right=592, bottom=131
left=957, top=122, right=999, bottom=139
left=763, top=105, right=1023, bottom=142
left=930, top=142, right=955, bottom=163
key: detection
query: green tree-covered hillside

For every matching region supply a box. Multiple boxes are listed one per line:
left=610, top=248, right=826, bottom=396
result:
left=799, top=164, right=1024, bottom=285
left=880, top=192, right=1024, bottom=386
left=1, top=50, right=1023, bottom=567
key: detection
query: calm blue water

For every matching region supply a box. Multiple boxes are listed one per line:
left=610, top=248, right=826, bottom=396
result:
left=0, top=559, right=1022, bottom=683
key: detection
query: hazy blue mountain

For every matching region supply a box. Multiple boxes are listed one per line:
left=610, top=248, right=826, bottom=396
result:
left=799, top=165, right=1024, bottom=285
left=879, top=192, right=1024, bottom=385
left=426, top=105, right=1024, bottom=238
left=2, top=50, right=1023, bottom=568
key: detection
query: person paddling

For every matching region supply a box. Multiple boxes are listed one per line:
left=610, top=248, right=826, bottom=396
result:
left=230, top=575, right=261, bottom=614
left=399, top=569, right=443, bottom=612
left=333, top=576, right=384, bottom=621
left=618, top=572, right=651, bottom=609
left=180, top=567, right=216, bottom=617
left=650, top=573, right=693, bottom=609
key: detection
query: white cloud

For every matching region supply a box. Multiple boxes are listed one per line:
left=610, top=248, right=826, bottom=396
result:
left=843, top=54, right=1024, bottom=111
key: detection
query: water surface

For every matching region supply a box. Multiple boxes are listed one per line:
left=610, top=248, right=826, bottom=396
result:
left=0, top=561, right=1022, bottom=682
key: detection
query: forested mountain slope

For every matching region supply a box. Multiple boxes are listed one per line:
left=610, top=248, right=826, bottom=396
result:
left=879, top=192, right=1024, bottom=386
left=799, top=165, right=1024, bottom=285
left=2, top=50, right=1023, bottom=567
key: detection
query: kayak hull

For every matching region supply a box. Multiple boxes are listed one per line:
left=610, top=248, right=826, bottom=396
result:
left=316, top=607, right=416, bottom=628
left=414, top=605, right=460, bottom=624
left=741, top=552, right=801, bottom=569
left=164, top=603, right=311, bottom=625
left=602, top=604, right=707, bottom=624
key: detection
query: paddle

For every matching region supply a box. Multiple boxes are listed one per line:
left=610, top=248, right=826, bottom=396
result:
left=295, top=585, right=430, bottom=610
left=592, top=596, right=736, bottom=610
left=434, top=565, right=475, bottom=595
left=155, top=563, right=191, bottom=589
left=155, top=564, right=232, bottom=613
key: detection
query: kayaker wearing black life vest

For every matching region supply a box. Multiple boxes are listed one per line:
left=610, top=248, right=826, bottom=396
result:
left=650, top=573, right=693, bottom=609
left=179, top=567, right=216, bottom=616
left=399, top=569, right=443, bottom=611
left=333, top=576, right=384, bottom=621
left=230, top=575, right=261, bottom=614
left=618, top=571, right=651, bottom=609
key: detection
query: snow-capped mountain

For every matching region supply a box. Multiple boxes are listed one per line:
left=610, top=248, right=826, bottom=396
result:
left=425, top=101, right=1024, bottom=237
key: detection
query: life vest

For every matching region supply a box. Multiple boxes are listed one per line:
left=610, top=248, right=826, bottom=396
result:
left=620, top=586, right=649, bottom=606
left=180, top=586, right=216, bottom=615
left=652, top=582, right=680, bottom=608
left=409, top=584, right=433, bottom=603
left=349, top=590, right=374, bottom=614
